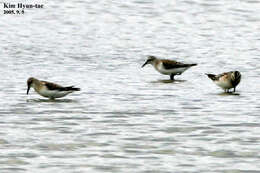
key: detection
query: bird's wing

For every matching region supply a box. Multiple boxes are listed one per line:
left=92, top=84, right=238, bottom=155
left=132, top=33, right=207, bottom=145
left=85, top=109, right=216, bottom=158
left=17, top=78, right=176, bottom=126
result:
left=217, top=72, right=229, bottom=80
left=42, top=81, right=65, bottom=91
left=162, top=60, right=190, bottom=69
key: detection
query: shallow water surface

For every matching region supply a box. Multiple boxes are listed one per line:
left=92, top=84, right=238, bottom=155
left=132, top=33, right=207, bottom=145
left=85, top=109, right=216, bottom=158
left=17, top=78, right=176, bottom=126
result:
left=0, top=0, right=260, bottom=172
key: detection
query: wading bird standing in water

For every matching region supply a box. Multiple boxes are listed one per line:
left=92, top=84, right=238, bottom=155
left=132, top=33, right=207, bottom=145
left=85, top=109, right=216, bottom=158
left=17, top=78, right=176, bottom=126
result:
left=142, top=56, right=197, bottom=80
left=27, top=77, right=80, bottom=100
left=206, top=71, right=241, bottom=93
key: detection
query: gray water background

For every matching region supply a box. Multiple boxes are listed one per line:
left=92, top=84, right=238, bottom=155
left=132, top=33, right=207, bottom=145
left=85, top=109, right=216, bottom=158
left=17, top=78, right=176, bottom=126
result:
left=0, top=0, right=260, bottom=172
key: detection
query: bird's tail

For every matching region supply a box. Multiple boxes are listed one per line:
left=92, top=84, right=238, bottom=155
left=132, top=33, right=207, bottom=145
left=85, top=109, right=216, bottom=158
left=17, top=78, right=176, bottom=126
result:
left=189, top=63, right=197, bottom=66
left=64, top=86, right=80, bottom=91
left=205, top=73, right=217, bottom=81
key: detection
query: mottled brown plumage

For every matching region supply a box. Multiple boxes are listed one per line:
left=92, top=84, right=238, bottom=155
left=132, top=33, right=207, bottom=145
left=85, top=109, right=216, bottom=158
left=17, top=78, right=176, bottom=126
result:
left=161, top=59, right=197, bottom=69
left=42, top=81, right=79, bottom=91
left=206, top=71, right=241, bottom=92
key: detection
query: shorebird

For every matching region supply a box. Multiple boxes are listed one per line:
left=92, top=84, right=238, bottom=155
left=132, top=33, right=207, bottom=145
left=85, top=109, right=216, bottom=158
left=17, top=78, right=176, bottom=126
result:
left=206, top=71, right=241, bottom=93
left=27, top=77, right=80, bottom=99
left=142, top=56, right=197, bottom=80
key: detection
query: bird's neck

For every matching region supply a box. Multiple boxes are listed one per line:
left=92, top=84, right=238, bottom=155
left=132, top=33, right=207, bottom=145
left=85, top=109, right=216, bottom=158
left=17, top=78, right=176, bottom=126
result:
left=152, top=59, right=160, bottom=67
left=32, top=79, right=41, bottom=90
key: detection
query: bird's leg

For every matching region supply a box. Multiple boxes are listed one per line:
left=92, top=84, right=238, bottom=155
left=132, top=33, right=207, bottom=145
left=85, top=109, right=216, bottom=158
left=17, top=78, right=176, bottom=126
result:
left=225, top=89, right=229, bottom=93
left=170, top=74, right=175, bottom=80
left=233, top=87, right=236, bottom=92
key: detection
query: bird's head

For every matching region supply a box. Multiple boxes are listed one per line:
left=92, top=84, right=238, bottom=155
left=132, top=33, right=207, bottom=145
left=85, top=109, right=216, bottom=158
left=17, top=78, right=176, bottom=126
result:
left=142, top=56, right=157, bottom=67
left=233, top=71, right=241, bottom=79
left=27, top=77, right=36, bottom=95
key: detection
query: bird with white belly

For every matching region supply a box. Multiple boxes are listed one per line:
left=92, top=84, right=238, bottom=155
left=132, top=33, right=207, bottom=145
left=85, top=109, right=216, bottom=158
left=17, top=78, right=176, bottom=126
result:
left=142, top=55, right=197, bottom=80
left=206, top=71, right=241, bottom=93
left=27, top=77, right=80, bottom=100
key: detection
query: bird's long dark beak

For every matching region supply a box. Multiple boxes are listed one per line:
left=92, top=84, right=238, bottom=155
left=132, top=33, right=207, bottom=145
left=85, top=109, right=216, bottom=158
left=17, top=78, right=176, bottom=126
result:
left=27, top=86, right=30, bottom=95
left=142, top=61, right=148, bottom=68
